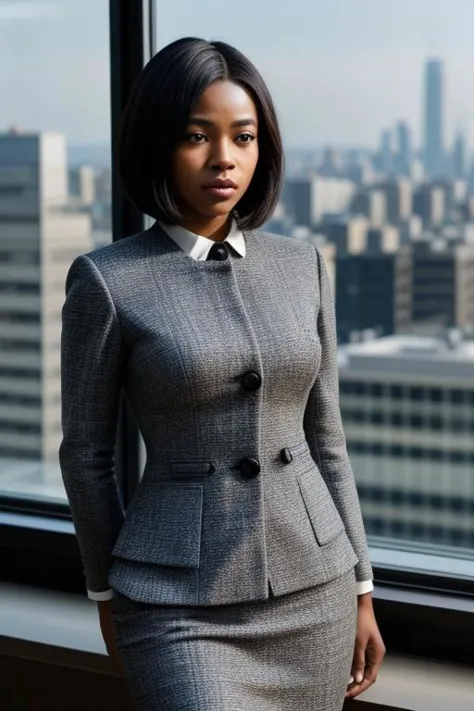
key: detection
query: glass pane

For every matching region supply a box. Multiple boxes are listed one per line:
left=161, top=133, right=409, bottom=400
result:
left=156, top=1, right=474, bottom=572
left=0, top=1, right=111, bottom=503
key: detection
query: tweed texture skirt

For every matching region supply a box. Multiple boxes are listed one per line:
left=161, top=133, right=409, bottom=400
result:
left=111, top=569, right=357, bottom=711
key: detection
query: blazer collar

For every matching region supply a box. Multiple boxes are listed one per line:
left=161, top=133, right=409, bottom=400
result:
left=157, top=219, right=246, bottom=261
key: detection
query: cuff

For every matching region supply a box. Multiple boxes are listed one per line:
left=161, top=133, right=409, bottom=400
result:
left=356, top=579, right=374, bottom=596
left=87, top=587, right=114, bottom=601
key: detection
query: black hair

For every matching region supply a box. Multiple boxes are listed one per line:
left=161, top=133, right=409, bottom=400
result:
left=117, top=37, right=284, bottom=230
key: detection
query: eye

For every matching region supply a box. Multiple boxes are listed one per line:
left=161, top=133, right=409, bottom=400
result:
left=236, top=133, right=256, bottom=144
left=186, top=133, right=207, bottom=144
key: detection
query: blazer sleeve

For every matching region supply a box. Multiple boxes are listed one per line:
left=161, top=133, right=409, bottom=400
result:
left=303, top=246, right=373, bottom=583
left=59, top=253, right=126, bottom=595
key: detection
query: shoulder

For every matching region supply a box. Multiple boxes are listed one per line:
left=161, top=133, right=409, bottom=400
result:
left=82, top=228, right=151, bottom=271
left=250, top=229, right=319, bottom=263
left=64, top=227, right=153, bottom=299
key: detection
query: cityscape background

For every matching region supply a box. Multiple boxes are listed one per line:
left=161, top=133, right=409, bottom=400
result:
left=1, top=0, right=474, bottom=561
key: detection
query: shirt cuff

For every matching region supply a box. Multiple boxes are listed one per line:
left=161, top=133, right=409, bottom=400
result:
left=356, top=579, right=374, bottom=596
left=87, top=587, right=114, bottom=601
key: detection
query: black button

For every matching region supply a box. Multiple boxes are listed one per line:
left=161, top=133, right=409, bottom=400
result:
left=206, top=242, right=229, bottom=261
left=241, top=370, right=262, bottom=392
left=280, top=448, right=293, bottom=464
left=239, top=457, right=260, bottom=479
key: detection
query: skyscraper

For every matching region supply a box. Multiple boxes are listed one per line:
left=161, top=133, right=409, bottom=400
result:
left=0, top=131, right=92, bottom=494
left=452, top=130, right=468, bottom=179
left=423, top=59, right=445, bottom=178
left=379, top=129, right=393, bottom=175
left=395, top=121, right=412, bottom=176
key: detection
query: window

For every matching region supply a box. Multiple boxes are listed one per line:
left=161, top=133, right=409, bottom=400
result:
left=0, top=0, right=112, bottom=504
left=0, top=0, right=472, bottom=673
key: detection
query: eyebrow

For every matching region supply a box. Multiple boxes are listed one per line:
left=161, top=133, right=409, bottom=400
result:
left=187, top=117, right=257, bottom=128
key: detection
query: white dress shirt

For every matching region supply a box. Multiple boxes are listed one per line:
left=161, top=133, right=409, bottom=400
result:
left=87, top=220, right=373, bottom=600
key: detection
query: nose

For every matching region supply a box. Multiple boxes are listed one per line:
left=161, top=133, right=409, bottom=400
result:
left=209, top=140, right=235, bottom=172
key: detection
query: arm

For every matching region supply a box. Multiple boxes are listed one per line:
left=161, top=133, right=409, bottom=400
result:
left=59, top=254, right=125, bottom=597
left=303, top=246, right=373, bottom=586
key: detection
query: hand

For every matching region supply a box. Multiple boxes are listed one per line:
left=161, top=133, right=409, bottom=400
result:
left=97, top=600, right=123, bottom=671
left=345, top=593, right=385, bottom=699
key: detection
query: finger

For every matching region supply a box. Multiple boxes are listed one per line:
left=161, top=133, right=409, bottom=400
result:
left=351, top=641, right=367, bottom=684
left=346, top=659, right=380, bottom=699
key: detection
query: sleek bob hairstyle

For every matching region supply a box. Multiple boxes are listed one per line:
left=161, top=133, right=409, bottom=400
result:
left=118, top=37, right=284, bottom=230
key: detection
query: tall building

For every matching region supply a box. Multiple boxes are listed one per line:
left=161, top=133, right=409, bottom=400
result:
left=379, top=129, right=393, bottom=175
left=69, top=165, right=96, bottom=205
left=335, top=248, right=412, bottom=343
left=452, top=130, right=468, bottom=179
left=350, top=189, right=387, bottom=228
left=366, top=225, right=400, bottom=255
left=319, top=146, right=340, bottom=177
left=319, top=215, right=368, bottom=256
left=424, top=59, right=445, bottom=179
left=377, top=179, right=413, bottom=223
left=339, top=334, right=474, bottom=548
left=0, top=131, right=92, bottom=492
left=413, top=183, right=445, bottom=227
left=284, top=176, right=355, bottom=229
left=411, top=242, right=474, bottom=331
left=395, top=121, right=412, bottom=176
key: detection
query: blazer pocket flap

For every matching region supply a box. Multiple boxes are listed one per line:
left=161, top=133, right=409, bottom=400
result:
left=111, top=482, right=203, bottom=568
left=169, top=459, right=216, bottom=479
left=297, top=468, right=344, bottom=546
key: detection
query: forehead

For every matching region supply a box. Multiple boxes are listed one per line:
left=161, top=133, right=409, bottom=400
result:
left=190, top=80, right=258, bottom=121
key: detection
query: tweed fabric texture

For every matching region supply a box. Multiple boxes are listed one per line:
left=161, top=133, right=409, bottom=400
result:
left=59, top=222, right=373, bottom=605
left=111, top=569, right=357, bottom=711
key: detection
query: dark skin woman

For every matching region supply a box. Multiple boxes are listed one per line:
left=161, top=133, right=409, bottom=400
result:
left=61, top=37, right=385, bottom=711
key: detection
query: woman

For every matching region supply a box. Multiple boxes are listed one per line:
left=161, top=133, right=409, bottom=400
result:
left=60, top=36, right=385, bottom=711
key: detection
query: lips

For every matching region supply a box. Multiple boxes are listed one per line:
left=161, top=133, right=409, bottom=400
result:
left=202, top=178, right=238, bottom=200
left=202, top=178, right=238, bottom=189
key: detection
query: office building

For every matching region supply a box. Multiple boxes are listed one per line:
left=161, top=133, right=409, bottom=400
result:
left=335, top=248, right=412, bottom=343
left=319, top=215, right=368, bottom=256
left=69, top=165, right=96, bottom=205
left=413, top=183, right=446, bottom=227
left=379, top=129, right=393, bottom=175
left=0, top=131, right=92, bottom=490
left=411, top=242, right=474, bottom=331
left=339, top=334, right=474, bottom=548
left=377, top=179, right=413, bottom=223
left=366, top=225, right=400, bottom=254
left=452, top=131, right=468, bottom=179
left=398, top=215, right=423, bottom=244
left=424, top=59, right=445, bottom=178
left=395, top=120, right=412, bottom=176
left=284, top=176, right=356, bottom=229
left=350, top=189, right=387, bottom=228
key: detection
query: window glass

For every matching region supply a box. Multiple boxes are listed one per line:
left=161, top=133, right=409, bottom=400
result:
left=0, top=1, right=111, bottom=502
left=156, top=1, right=474, bottom=573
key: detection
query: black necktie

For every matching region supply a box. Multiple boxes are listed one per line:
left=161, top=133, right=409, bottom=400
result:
left=206, top=242, right=229, bottom=261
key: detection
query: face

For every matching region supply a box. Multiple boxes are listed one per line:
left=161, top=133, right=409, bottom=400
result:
left=171, top=80, right=259, bottom=237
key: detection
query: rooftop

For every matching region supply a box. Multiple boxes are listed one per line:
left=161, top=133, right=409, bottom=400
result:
left=338, top=332, right=474, bottom=382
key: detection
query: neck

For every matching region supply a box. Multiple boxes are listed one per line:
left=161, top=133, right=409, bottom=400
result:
left=179, top=215, right=232, bottom=241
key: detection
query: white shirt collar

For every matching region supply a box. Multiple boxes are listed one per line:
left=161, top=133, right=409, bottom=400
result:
left=157, top=219, right=246, bottom=261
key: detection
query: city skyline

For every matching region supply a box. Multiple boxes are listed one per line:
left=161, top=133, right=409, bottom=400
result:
left=2, top=0, right=474, bottom=146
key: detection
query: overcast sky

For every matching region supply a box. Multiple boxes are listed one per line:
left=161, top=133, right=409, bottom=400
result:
left=1, top=0, right=474, bottom=149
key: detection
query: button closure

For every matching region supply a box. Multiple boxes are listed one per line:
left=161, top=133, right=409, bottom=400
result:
left=239, top=457, right=261, bottom=479
left=241, top=370, right=262, bottom=392
left=280, top=447, right=293, bottom=464
left=206, top=242, right=229, bottom=261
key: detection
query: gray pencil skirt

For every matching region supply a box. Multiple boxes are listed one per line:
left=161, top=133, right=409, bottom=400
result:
left=111, top=569, right=357, bottom=711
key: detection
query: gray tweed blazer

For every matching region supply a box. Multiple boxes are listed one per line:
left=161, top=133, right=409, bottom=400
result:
left=59, top=222, right=373, bottom=606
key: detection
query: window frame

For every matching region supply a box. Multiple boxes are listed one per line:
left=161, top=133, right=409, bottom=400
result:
left=0, top=0, right=473, bottom=671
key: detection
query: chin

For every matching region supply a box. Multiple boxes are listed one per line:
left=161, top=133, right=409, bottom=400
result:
left=200, top=205, right=236, bottom=219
